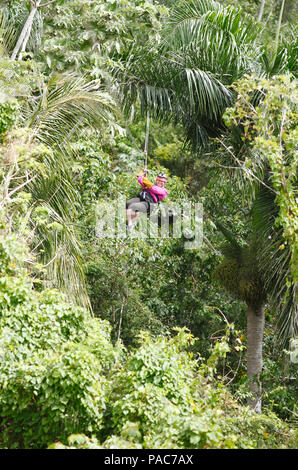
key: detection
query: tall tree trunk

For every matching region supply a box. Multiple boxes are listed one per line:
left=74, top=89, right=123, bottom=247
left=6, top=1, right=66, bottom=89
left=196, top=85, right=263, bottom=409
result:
left=246, top=303, right=265, bottom=413
left=257, top=0, right=266, bottom=22
left=272, top=0, right=286, bottom=68
left=11, top=0, right=41, bottom=60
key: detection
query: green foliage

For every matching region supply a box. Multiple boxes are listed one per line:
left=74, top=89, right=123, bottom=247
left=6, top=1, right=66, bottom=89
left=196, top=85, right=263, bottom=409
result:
left=0, top=232, right=28, bottom=274
left=0, top=233, right=296, bottom=449
left=49, top=328, right=297, bottom=450
left=0, top=345, right=107, bottom=448
left=0, top=55, right=42, bottom=102
left=39, top=0, right=167, bottom=77
left=0, top=2, right=43, bottom=56
left=85, top=252, right=166, bottom=347
left=213, top=254, right=266, bottom=308
left=213, top=258, right=241, bottom=298
left=222, top=74, right=297, bottom=342
left=116, top=0, right=265, bottom=147
left=0, top=234, right=122, bottom=448
left=0, top=0, right=297, bottom=448
left=0, top=100, right=18, bottom=137
left=110, top=329, right=198, bottom=424
left=0, top=54, right=117, bottom=307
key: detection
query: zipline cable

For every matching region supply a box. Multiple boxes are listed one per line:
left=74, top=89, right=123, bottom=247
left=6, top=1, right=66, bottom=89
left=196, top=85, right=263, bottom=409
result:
left=144, top=110, right=150, bottom=176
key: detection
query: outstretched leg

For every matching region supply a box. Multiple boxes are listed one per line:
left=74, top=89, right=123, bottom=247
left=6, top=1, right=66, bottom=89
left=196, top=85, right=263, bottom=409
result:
left=126, top=198, right=148, bottom=229
left=126, top=208, right=139, bottom=228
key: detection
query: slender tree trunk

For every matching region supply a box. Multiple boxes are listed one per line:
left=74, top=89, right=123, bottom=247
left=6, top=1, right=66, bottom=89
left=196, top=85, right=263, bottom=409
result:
left=246, top=303, right=265, bottom=413
left=117, top=300, right=125, bottom=341
left=257, top=0, right=266, bottom=22
left=272, top=0, right=286, bottom=67
left=11, top=0, right=41, bottom=60
left=19, top=11, right=35, bottom=56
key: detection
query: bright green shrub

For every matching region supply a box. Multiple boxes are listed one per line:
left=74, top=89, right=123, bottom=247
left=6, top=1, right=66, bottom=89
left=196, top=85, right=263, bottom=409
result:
left=109, top=329, right=200, bottom=430
left=0, top=234, right=121, bottom=448
left=50, top=328, right=297, bottom=450
left=106, top=331, right=224, bottom=448
left=107, top=329, right=295, bottom=449
left=0, top=234, right=296, bottom=449
left=0, top=233, right=28, bottom=275
left=0, top=345, right=107, bottom=448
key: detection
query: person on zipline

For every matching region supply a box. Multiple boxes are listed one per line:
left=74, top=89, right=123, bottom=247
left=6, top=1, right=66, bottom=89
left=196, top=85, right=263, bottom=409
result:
left=126, top=170, right=168, bottom=229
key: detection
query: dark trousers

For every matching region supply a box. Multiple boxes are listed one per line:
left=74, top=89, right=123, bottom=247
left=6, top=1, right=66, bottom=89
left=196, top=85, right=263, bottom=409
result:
left=126, top=197, right=151, bottom=214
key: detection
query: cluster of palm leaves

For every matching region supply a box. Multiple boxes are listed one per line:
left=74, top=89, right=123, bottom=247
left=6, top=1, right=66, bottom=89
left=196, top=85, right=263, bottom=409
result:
left=117, top=0, right=296, bottom=144
left=28, top=77, right=114, bottom=306
left=252, top=187, right=296, bottom=345
left=117, top=0, right=264, bottom=147
left=214, top=183, right=296, bottom=346
left=0, top=4, right=116, bottom=306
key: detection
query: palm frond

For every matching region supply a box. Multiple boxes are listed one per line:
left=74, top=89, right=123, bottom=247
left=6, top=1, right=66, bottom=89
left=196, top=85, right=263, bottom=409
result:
left=168, top=2, right=259, bottom=47
left=169, top=0, right=222, bottom=22
left=163, top=0, right=262, bottom=79
left=0, top=8, right=18, bottom=54
left=21, top=74, right=116, bottom=147
left=118, top=42, right=234, bottom=147
left=27, top=157, right=90, bottom=309
left=215, top=219, right=243, bottom=260
left=272, top=27, right=298, bottom=77
left=8, top=72, right=117, bottom=308
left=116, top=0, right=263, bottom=148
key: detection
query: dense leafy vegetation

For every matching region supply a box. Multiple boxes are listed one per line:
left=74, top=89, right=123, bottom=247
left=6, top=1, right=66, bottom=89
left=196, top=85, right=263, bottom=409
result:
left=0, top=0, right=297, bottom=449
left=0, top=233, right=296, bottom=449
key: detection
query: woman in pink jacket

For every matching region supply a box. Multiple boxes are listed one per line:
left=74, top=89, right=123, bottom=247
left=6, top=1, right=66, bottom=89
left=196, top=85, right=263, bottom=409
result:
left=126, top=170, right=168, bottom=228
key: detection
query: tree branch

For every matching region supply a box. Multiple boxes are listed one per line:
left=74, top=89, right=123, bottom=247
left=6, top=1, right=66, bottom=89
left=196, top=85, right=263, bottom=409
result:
left=257, top=0, right=266, bottom=22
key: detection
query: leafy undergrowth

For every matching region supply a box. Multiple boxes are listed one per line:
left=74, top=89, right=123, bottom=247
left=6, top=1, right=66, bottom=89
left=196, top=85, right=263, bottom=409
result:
left=0, top=234, right=297, bottom=449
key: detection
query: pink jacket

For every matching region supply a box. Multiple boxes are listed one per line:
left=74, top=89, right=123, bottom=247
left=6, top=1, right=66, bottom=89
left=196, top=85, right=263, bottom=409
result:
left=137, top=175, right=167, bottom=203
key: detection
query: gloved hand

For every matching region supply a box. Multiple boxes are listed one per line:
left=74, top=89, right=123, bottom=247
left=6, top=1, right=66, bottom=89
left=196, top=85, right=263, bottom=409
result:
left=138, top=169, right=149, bottom=177
left=142, top=176, right=153, bottom=189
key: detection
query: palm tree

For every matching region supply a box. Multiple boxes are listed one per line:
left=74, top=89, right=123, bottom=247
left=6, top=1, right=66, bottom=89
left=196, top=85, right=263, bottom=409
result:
left=116, top=0, right=296, bottom=143
left=117, top=0, right=263, bottom=147
left=1, top=3, right=117, bottom=306
left=1, top=68, right=115, bottom=307
left=212, top=182, right=290, bottom=412
left=116, top=0, right=297, bottom=411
